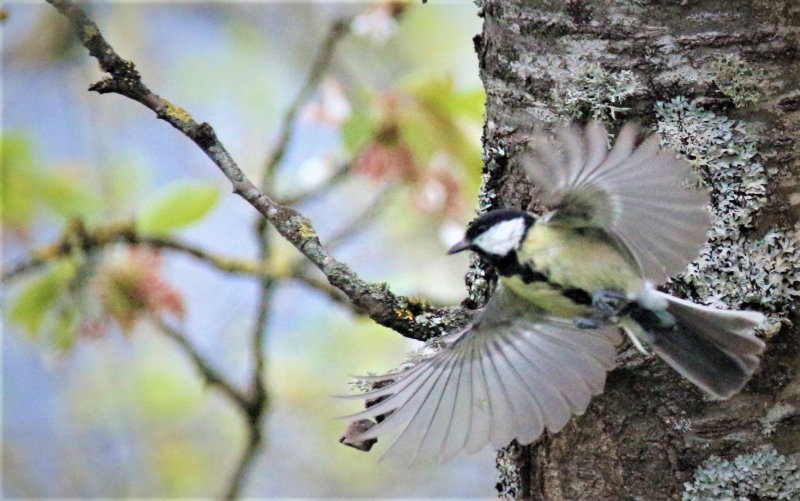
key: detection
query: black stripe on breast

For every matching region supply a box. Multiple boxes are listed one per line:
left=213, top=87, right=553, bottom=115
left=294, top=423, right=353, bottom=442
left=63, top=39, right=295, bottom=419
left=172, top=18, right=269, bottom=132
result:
left=561, top=288, right=593, bottom=305
left=494, top=252, right=548, bottom=283
left=493, top=253, right=594, bottom=306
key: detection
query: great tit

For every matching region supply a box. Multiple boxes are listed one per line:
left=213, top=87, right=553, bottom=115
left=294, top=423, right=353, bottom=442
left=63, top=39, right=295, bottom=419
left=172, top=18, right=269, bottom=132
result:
left=342, top=122, right=765, bottom=463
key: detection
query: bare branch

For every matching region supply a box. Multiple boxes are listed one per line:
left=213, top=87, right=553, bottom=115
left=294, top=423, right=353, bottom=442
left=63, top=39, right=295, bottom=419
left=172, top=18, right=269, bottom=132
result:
left=241, top=261, right=272, bottom=501
left=261, top=17, right=353, bottom=186
left=1, top=221, right=260, bottom=281
left=153, top=317, right=250, bottom=411
left=223, top=425, right=263, bottom=500
left=154, top=315, right=265, bottom=500
left=326, top=184, right=395, bottom=249
left=246, top=17, right=354, bottom=441
left=1, top=220, right=359, bottom=309
left=278, top=160, right=353, bottom=207
left=46, top=0, right=471, bottom=342
left=227, top=279, right=269, bottom=500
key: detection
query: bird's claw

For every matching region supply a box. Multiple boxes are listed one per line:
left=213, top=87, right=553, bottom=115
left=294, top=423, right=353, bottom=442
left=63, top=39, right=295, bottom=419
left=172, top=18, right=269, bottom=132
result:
left=591, top=289, right=628, bottom=318
left=572, top=317, right=603, bottom=329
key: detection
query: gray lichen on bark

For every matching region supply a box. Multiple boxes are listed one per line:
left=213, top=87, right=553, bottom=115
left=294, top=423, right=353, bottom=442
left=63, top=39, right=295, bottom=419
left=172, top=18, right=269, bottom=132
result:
left=475, top=0, right=800, bottom=498
left=682, top=446, right=800, bottom=500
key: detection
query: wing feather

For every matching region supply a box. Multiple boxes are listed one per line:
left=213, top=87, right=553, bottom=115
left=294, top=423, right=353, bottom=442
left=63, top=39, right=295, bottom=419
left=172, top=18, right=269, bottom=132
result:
left=463, top=338, right=493, bottom=454
left=437, top=344, right=474, bottom=461
left=383, top=352, right=461, bottom=462
left=482, top=338, right=523, bottom=449
left=347, top=357, right=445, bottom=432
left=496, top=332, right=573, bottom=432
left=521, top=121, right=711, bottom=284
left=488, top=333, right=547, bottom=444
left=522, top=343, right=591, bottom=409
left=343, top=287, right=621, bottom=463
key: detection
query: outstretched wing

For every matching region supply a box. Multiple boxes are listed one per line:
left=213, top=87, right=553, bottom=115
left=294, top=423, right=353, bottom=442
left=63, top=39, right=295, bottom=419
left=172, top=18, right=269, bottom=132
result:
left=520, top=121, right=711, bottom=285
left=339, top=287, right=621, bottom=464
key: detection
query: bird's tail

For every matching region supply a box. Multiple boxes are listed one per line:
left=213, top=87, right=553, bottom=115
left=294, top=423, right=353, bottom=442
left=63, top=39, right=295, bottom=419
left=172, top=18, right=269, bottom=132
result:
left=621, top=291, right=766, bottom=399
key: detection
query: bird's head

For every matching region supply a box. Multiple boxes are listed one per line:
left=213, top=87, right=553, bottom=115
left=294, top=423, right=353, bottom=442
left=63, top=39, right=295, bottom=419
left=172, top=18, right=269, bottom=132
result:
left=447, top=209, right=536, bottom=260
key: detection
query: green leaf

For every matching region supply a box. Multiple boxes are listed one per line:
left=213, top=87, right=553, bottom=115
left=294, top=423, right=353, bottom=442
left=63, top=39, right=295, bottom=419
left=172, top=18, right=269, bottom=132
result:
left=398, top=112, right=438, bottom=162
left=10, top=260, right=76, bottom=336
left=49, top=307, right=78, bottom=351
left=107, top=163, right=150, bottom=213
left=399, top=76, right=484, bottom=167
left=39, top=174, right=99, bottom=220
left=2, top=134, right=101, bottom=227
left=405, top=75, right=485, bottom=125
left=1, top=134, right=40, bottom=228
left=341, top=110, right=376, bottom=153
left=443, top=88, right=486, bottom=122
left=137, top=181, right=220, bottom=235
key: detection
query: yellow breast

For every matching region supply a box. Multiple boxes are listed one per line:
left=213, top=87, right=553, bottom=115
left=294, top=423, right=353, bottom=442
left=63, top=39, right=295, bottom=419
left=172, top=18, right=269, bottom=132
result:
left=501, top=275, right=592, bottom=317
left=519, top=224, right=644, bottom=295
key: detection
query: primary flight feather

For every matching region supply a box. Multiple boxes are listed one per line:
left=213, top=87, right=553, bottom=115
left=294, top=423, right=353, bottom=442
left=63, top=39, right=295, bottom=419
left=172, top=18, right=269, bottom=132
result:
left=342, top=121, right=765, bottom=463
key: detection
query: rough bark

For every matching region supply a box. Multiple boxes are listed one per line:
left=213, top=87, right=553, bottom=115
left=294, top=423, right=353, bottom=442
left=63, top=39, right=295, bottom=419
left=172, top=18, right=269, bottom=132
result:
left=476, top=1, right=800, bottom=499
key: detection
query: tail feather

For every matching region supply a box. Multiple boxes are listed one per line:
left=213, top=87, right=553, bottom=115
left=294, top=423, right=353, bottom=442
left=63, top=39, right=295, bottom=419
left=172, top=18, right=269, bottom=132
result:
left=659, top=293, right=765, bottom=356
left=627, top=292, right=766, bottom=399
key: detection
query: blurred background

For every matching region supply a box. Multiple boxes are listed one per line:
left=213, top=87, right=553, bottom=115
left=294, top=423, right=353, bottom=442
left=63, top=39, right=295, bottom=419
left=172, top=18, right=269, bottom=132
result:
left=1, top=1, right=496, bottom=498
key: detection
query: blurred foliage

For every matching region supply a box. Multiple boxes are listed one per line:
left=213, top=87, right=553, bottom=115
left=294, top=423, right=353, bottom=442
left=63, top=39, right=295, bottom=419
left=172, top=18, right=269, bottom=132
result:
left=341, top=75, right=483, bottom=219
left=2, top=134, right=99, bottom=231
left=7, top=173, right=211, bottom=347
left=8, top=246, right=188, bottom=351
left=157, top=438, right=216, bottom=494
left=10, top=259, right=77, bottom=337
left=404, top=75, right=484, bottom=165
left=3, top=2, right=488, bottom=497
left=4, top=0, right=483, bottom=382
left=137, top=180, right=220, bottom=236
left=133, top=362, right=203, bottom=421
left=95, top=248, right=185, bottom=333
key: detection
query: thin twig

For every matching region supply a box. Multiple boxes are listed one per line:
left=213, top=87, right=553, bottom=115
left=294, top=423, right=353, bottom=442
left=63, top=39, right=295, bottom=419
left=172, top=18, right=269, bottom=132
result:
left=225, top=275, right=271, bottom=500
left=1, top=221, right=263, bottom=281
left=236, top=227, right=274, bottom=501
left=223, top=425, right=262, bottom=501
left=1, top=220, right=357, bottom=309
left=231, top=18, right=352, bottom=497
left=46, top=0, right=471, bottom=341
left=278, top=160, right=353, bottom=207
left=326, top=184, right=396, bottom=249
left=261, top=17, right=353, bottom=186
left=251, top=19, right=355, bottom=415
left=154, top=315, right=265, bottom=500
left=153, top=317, right=250, bottom=411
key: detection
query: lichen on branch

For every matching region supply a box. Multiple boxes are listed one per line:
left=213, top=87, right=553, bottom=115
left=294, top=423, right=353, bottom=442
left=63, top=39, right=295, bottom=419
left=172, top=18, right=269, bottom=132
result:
left=43, top=0, right=471, bottom=342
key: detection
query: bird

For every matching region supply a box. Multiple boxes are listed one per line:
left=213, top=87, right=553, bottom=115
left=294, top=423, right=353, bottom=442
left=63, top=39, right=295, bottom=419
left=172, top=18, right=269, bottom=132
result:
left=340, top=121, right=766, bottom=464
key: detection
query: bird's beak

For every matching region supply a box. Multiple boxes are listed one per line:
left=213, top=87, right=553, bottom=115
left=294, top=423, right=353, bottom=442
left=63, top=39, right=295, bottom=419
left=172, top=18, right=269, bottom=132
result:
left=447, top=238, right=472, bottom=255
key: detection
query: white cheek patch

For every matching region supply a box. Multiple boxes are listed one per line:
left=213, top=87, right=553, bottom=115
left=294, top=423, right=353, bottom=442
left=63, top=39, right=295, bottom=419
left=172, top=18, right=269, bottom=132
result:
left=474, top=217, right=525, bottom=255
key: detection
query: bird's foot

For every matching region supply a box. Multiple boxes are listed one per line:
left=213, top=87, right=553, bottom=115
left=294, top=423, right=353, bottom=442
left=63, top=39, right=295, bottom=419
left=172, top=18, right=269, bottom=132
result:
left=591, top=289, right=629, bottom=318
left=572, top=317, right=603, bottom=330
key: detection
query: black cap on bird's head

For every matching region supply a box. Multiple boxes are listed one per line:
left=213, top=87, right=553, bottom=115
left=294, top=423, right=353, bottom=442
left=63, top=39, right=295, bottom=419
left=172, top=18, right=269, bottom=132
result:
left=447, top=209, right=536, bottom=258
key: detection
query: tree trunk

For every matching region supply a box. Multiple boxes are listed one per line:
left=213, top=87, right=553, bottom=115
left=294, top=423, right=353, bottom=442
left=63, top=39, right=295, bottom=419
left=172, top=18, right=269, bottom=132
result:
left=474, top=1, right=800, bottom=499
